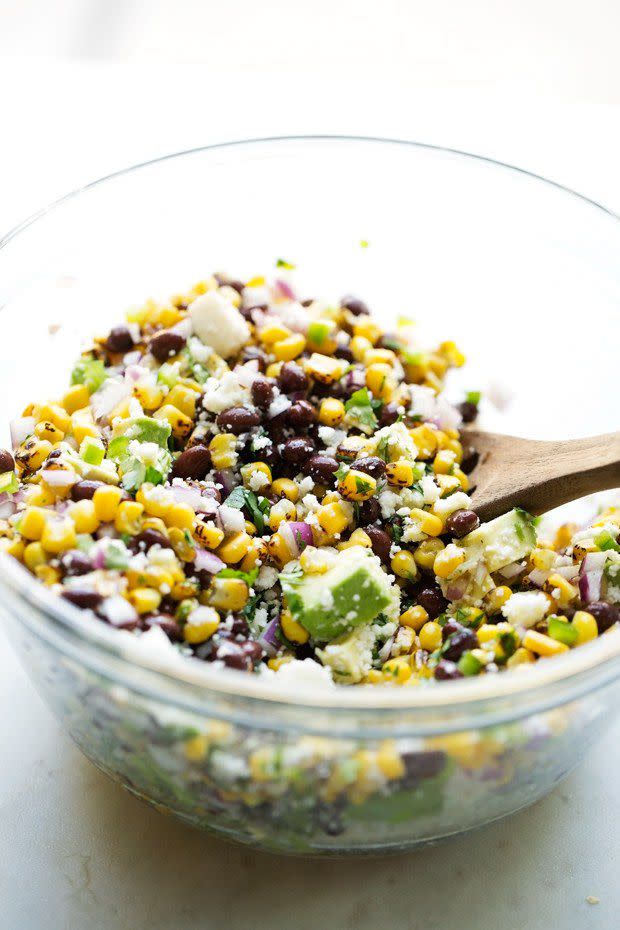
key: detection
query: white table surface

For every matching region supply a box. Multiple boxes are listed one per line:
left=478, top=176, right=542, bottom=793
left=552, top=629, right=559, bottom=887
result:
left=0, top=61, right=619, bottom=930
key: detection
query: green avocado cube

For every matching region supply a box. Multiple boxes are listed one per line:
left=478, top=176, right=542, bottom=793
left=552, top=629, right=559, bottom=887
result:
left=460, top=508, right=536, bottom=573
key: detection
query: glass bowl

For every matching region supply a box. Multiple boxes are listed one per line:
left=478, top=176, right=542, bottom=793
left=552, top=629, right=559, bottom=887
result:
left=1, top=136, right=619, bottom=856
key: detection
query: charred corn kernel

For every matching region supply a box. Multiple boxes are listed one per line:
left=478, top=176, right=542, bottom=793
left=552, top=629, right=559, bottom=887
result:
left=19, top=507, right=48, bottom=541
left=166, top=384, right=200, bottom=418
left=267, top=531, right=294, bottom=566
left=348, top=528, right=372, bottom=548
left=438, top=340, right=465, bottom=368
left=572, top=610, right=599, bottom=644
left=433, top=543, right=465, bottom=579
left=484, top=585, right=513, bottom=615
left=129, top=587, right=162, bottom=614
left=364, top=669, right=385, bottom=684
left=545, top=573, right=579, bottom=606
left=16, top=438, right=53, bottom=471
left=531, top=547, right=556, bottom=571
left=349, top=335, right=373, bottom=362
left=410, top=508, right=443, bottom=537
left=61, top=383, right=90, bottom=414
left=244, top=520, right=257, bottom=536
left=34, top=420, right=64, bottom=442
left=476, top=624, right=499, bottom=644
left=433, top=449, right=457, bottom=474
left=436, top=474, right=461, bottom=496
left=38, top=403, right=71, bottom=434
left=209, top=433, right=237, bottom=469
left=71, top=408, right=100, bottom=444
left=452, top=467, right=469, bottom=491
left=321, top=491, right=341, bottom=505
left=390, top=549, right=418, bottom=580
left=382, top=657, right=413, bottom=683
left=241, top=461, right=272, bottom=490
left=399, top=605, right=429, bottom=631
left=375, top=744, right=406, bottom=779
left=318, top=397, right=345, bottom=426
left=183, top=607, right=220, bottom=644
left=414, top=538, right=445, bottom=570
left=216, top=531, right=252, bottom=565
left=170, top=580, right=200, bottom=601
left=281, top=608, right=309, bottom=644
left=193, top=518, right=224, bottom=549
left=506, top=647, right=535, bottom=668
left=184, top=734, right=209, bottom=762
left=114, top=501, right=144, bottom=535
left=41, top=517, right=76, bottom=554
left=206, top=577, right=249, bottom=611
left=299, top=546, right=333, bottom=574
left=338, top=469, right=376, bottom=502
left=409, top=425, right=438, bottom=460
left=304, top=353, right=347, bottom=384
left=93, top=485, right=124, bottom=522
left=385, top=460, right=415, bottom=488
left=258, top=320, right=292, bottom=345
left=133, top=381, right=165, bottom=411
left=317, top=501, right=351, bottom=535
left=353, top=319, right=381, bottom=345
left=70, top=500, right=100, bottom=534
left=427, top=352, right=449, bottom=378
left=419, top=621, right=442, bottom=651
left=240, top=538, right=268, bottom=571
left=126, top=565, right=173, bottom=591
left=165, top=503, right=196, bottom=531
left=168, top=526, right=196, bottom=562
left=523, top=629, right=569, bottom=657
left=273, top=333, right=306, bottom=361
left=23, top=541, right=47, bottom=570
left=365, top=363, right=395, bottom=402
left=271, top=478, right=299, bottom=502
left=35, top=564, right=60, bottom=586
left=268, top=498, right=296, bottom=530
left=154, top=404, right=193, bottom=440
left=268, top=655, right=295, bottom=672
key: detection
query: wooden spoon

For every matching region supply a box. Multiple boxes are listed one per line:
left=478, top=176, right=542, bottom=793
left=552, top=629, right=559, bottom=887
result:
left=462, top=430, right=620, bottom=522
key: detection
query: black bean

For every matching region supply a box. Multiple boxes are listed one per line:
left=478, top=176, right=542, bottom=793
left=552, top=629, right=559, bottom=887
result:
left=251, top=376, right=276, bottom=408
left=129, top=528, right=169, bottom=552
left=458, top=400, right=479, bottom=424
left=61, top=589, right=103, bottom=610
left=340, top=368, right=366, bottom=398
left=286, top=399, right=316, bottom=428
left=306, top=453, right=338, bottom=483
left=170, top=444, right=212, bottom=481
left=434, top=660, right=464, bottom=681
left=213, top=640, right=252, bottom=670
left=105, top=326, right=134, bottom=353
left=442, top=625, right=478, bottom=661
left=460, top=448, right=479, bottom=474
left=417, top=585, right=448, bottom=619
left=278, top=362, right=308, bottom=394
left=241, top=345, right=268, bottom=370
left=60, top=551, right=92, bottom=577
left=216, top=407, right=261, bottom=434
left=149, top=329, right=187, bottom=362
left=365, top=526, right=392, bottom=563
left=0, top=449, right=15, bottom=472
left=402, top=750, right=446, bottom=781
left=354, top=456, right=386, bottom=479
left=588, top=601, right=619, bottom=633
left=228, top=613, right=251, bottom=637
left=357, top=497, right=381, bottom=526
left=340, top=295, right=369, bottom=316
left=379, top=403, right=399, bottom=427
left=142, top=614, right=182, bottom=641
left=240, top=640, right=264, bottom=663
left=334, top=345, right=354, bottom=363
left=70, top=479, right=106, bottom=501
left=444, top=509, right=480, bottom=538
left=281, top=437, right=315, bottom=465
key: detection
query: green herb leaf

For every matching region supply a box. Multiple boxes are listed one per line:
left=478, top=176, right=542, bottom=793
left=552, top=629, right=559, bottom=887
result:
left=334, top=463, right=350, bottom=482
left=276, top=258, right=296, bottom=270
left=223, top=486, right=247, bottom=509
left=344, top=387, right=378, bottom=432
left=217, top=566, right=259, bottom=587
left=465, top=390, right=481, bottom=406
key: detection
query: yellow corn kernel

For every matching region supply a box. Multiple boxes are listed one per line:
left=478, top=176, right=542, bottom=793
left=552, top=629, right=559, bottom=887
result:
left=410, top=508, right=443, bottom=537
left=273, top=333, right=306, bottom=361
left=484, top=586, right=513, bottom=615
left=157, top=305, right=185, bottom=327
left=530, top=547, right=556, bottom=572
left=419, top=621, right=442, bottom=651
left=265, top=361, right=282, bottom=379
left=433, top=449, right=457, bottom=475
left=281, top=608, right=309, bottom=644
left=154, top=404, right=193, bottom=440
left=338, top=469, right=377, bottom=502
left=133, top=381, right=165, bottom=412
left=209, top=433, right=238, bottom=469
left=23, top=541, right=47, bottom=570
left=382, top=657, right=413, bottom=683
left=452, top=468, right=469, bottom=491
left=401, top=352, right=428, bottom=383
left=240, top=461, right=272, bottom=490
left=70, top=500, right=100, bottom=535
left=267, top=530, right=294, bottom=566
left=409, top=425, right=438, bottom=460
left=16, top=438, right=53, bottom=471
left=206, top=577, right=249, bottom=612
left=135, top=484, right=172, bottom=520
left=364, top=347, right=396, bottom=367
left=167, top=526, right=196, bottom=562
left=353, top=319, right=381, bottom=345
left=436, top=474, right=461, bottom=497
left=128, top=587, right=162, bottom=615
left=363, top=668, right=385, bottom=684
left=476, top=624, right=499, bottom=644
left=385, top=460, right=415, bottom=488
left=0, top=536, right=24, bottom=560
left=35, top=564, right=61, bottom=586
left=165, top=384, right=200, bottom=419
left=506, top=647, right=535, bottom=669
left=443, top=438, right=463, bottom=464
left=304, top=353, right=347, bottom=384
left=19, top=507, right=49, bottom=541
left=38, top=403, right=71, bottom=434
left=299, top=546, right=332, bottom=574
left=318, top=397, right=345, bottom=427
left=572, top=610, right=599, bottom=645
left=545, top=573, right=579, bottom=606
left=61, top=384, right=90, bottom=414
left=522, top=629, right=569, bottom=657
left=25, top=484, right=56, bottom=507
left=347, top=528, right=372, bottom=548
left=170, top=580, right=200, bottom=601
left=184, top=734, right=209, bottom=762
left=165, top=503, right=196, bottom=531
left=390, top=550, right=418, bottom=580
left=349, top=335, right=373, bottom=362
left=307, top=319, right=338, bottom=354
left=427, top=352, right=449, bottom=379
left=34, top=420, right=64, bottom=443
left=114, top=501, right=144, bottom=535
left=267, top=498, right=296, bottom=530
left=375, top=743, right=406, bottom=779
left=109, top=397, right=133, bottom=421
left=216, top=531, right=252, bottom=564
left=141, top=516, right=169, bottom=537
left=92, top=485, right=124, bottom=522
left=71, top=408, right=100, bottom=445
left=433, top=543, right=465, bottom=579
left=271, top=478, right=299, bottom=502
left=413, top=538, right=445, bottom=570
left=183, top=606, right=220, bottom=644
left=268, top=655, right=295, bottom=672
left=244, top=520, right=256, bottom=536
left=41, top=516, right=76, bottom=554
left=365, top=363, right=395, bottom=401
left=438, top=340, right=465, bottom=368
left=258, top=320, right=292, bottom=345
left=193, top=518, right=225, bottom=549
left=400, top=605, right=429, bottom=631
left=317, top=501, right=351, bottom=535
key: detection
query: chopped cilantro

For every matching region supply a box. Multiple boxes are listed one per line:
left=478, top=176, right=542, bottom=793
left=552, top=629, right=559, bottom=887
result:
left=376, top=434, right=390, bottom=462
left=224, top=486, right=269, bottom=533
left=223, top=486, right=246, bottom=509
left=276, top=258, right=296, bottom=270
left=217, top=566, right=259, bottom=587
left=344, top=387, right=378, bottom=432
left=465, top=390, right=481, bottom=406
left=354, top=475, right=373, bottom=494
left=334, top=463, right=350, bottom=482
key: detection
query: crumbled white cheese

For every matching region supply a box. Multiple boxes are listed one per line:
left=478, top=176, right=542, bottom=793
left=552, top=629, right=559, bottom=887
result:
left=248, top=470, right=270, bottom=492
left=408, top=384, right=437, bottom=420
left=202, top=370, right=249, bottom=414
left=252, top=434, right=272, bottom=450
left=501, top=591, right=549, bottom=629
left=187, top=336, right=213, bottom=365
left=371, top=422, right=418, bottom=461
left=189, top=289, right=250, bottom=358
left=421, top=474, right=440, bottom=505
left=378, top=489, right=402, bottom=519
left=316, top=623, right=376, bottom=683
left=432, top=491, right=472, bottom=519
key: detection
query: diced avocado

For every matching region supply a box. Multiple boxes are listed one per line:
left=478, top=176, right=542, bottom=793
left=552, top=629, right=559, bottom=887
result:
left=460, top=508, right=536, bottom=573
left=280, top=546, right=396, bottom=641
left=109, top=416, right=171, bottom=461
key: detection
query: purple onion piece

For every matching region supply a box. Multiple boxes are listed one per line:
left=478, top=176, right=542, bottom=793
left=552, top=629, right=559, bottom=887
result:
left=258, top=617, right=281, bottom=656
left=194, top=548, right=226, bottom=575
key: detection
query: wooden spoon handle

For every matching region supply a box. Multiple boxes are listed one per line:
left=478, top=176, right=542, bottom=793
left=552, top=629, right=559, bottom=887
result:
left=463, top=430, right=620, bottom=521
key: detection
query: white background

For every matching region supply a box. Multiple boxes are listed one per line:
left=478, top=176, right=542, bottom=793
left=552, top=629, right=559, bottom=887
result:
left=0, top=3, right=619, bottom=928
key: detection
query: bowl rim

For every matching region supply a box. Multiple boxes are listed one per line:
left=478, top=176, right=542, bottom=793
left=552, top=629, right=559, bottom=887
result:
left=1, top=133, right=619, bottom=715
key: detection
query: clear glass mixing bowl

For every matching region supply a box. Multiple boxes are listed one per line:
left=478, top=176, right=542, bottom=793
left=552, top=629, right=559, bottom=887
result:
left=0, top=137, right=619, bottom=855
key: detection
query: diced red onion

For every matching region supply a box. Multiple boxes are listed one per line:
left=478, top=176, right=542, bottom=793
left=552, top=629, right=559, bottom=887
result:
left=91, top=544, right=108, bottom=570
left=0, top=495, right=16, bottom=518
left=213, top=469, right=236, bottom=495
left=378, top=636, right=394, bottom=663
left=578, top=551, right=607, bottom=603
left=258, top=617, right=280, bottom=656
left=554, top=563, right=579, bottom=581
left=273, top=278, right=296, bottom=301
left=446, top=576, right=469, bottom=601
left=194, top=548, right=225, bottom=575
left=169, top=481, right=218, bottom=514
left=218, top=505, right=246, bottom=534
left=10, top=416, right=35, bottom=449
left=342, top=368, right=366, bottom=394
left=527, top=569, right=549, bottom=589
left=280, top=521, right=313, bottom=558
left=40, top=469, right=78, bottom=488
left=124, top=364, right=148, bottom=384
